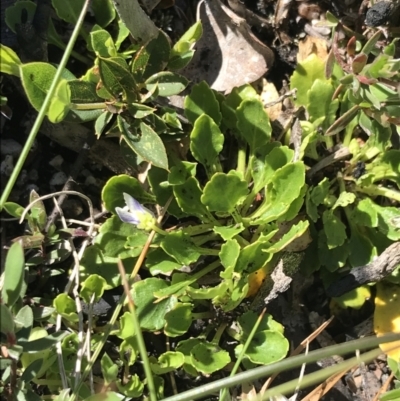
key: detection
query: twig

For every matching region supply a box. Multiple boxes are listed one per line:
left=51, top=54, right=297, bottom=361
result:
left=327, top=242, right=400, bottom=297
left=307, top=146, right=351, bottom=178
left=264, top=89, right=297, bottom=108
left=45, top=135, right=95, bottom=232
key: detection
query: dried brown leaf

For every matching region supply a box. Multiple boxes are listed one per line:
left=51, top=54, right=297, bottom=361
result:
left=181, top=0, right=274, bottom=93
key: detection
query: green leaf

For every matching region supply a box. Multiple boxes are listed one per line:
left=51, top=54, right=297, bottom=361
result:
left=368, top=149, right=400, bottom=186
left=116, top=375, right=144, bottom=398
left=164, top=303, right=193, bottom=337
left=132, top=31, right=171, bottom=80
left=131, top=278, right=176, bottom=330
left=113, top=0, right=158, bottom=45
left=52, top=0, right=84, bottom=23
left=190, top=342, right=230, bottom=374
left=127, top=103, right=156, bottom=119
left=122, top=122, right=168, bottom=170
left=322, top=210, right=347, bottom=249
left=14, top=306, right=33, bottom=340
left=65, top=80, right=104, bottom=123
left=5, top=1, right=34, bottom=30
left=101, top=353, right=119, bottom=385
left=0, top=44, right=21, bottom=77
left=98, top=57, right=137, bottom=101
left=325, top=105, right=360, bottom=136
left=19, top=331, right=69, bottom=353
left=0, top=304, right=15, bottom=335
left=236, top=99, right=272, bottom=152
left=3, top=202, right=24, bottom=218
left=251, top=145, right=294, bottom=194
left=95, top=215, right=148, bottom=258
left=214, top=224, right=245, bottom=241
left=90, top=28, right=117, bottom=57
left=241, top=330, right=289, bottom=365
left=201, top=171, right=248, bottom=213
left=48, top=79, right=71, bottom=123
left=147, top=248, right=182, bottom=275
left=101, top=174, right=155, bottom=213
left=28, top=190, right=47, bottom=233
left=332, top=191, right=356, bottom=210
left=348, top=228, right=377, bottom=267
left=190, top=114, right=224, bottom=172
left=117, top=312, right=137, bottom=339
left=235, top=236, right=273, bottom=273
left=237, top=311, right=285, bottom=339
left=20, top=327, right=57, bottom=380
left=168, top=21, right=202, bottom=70
left=249, top=162, right=306, bottom=224
left=54, top=294, right=79, bottom=323
left=150, top=351, right=185, bottom=375
left=290, top=54, right=326, bottom=107
left=307, top=79, right=339, bottom=130
left=374, top=204, right=400, bottom=241
left=168, top=161, right=197, bottom=185
left=220, top=239, right=241, bottom=272
left=161, top=231, right=201, bottom=265
left=148, top=167, right=186, bottom=218
left=318, top=231, right=349, bottom=271
left=184, top=81, right=222, bottom=125
left=265, top=220, right=309, bottom=253
left=334, top=286, right=371, bottom=309
left=176, top=338, right=201, bottom=376
left=91, top=0, right=116, bottom=27
left=80, top=245, right=136, bottom=289
left=20, top=63, right=58, bottom=112
left=351, top=198, right=379, bottom=227
left=145, top=72, right=188, bottom=97
left=2, top=241, right=25, bottom=307
left=80, top=274, right=107, bottom=304
left=173, top=177, right=209, bottom=220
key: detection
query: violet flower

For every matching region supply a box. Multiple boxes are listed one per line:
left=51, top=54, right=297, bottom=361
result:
left=115, top=193, right=156, bottom=231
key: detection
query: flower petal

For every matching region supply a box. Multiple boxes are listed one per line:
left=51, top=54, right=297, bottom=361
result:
left=115, top=207, right=140, bottom=225
left=123, top=193, right=143, bottom=213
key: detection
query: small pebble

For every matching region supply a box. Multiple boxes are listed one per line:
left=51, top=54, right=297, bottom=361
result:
left=0, top=139, right=22, bottom=157
left=49, top=155, right=64, bottom=170
left=16, top=170, right=28, bottom=187
left=49, top=171, right=68, bottom=187
left=28, top=169, right=39, bottom=182
left=85, top=175, right=97, bottom=186
left=0, top=155, right=14, bottom=176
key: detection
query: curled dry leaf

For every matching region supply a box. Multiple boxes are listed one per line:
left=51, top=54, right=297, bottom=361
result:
left=181, top=0, right=274, bottom=93
left=297, top=35, right=329, bottom=63
left=260, top=79, right=282, bottom=121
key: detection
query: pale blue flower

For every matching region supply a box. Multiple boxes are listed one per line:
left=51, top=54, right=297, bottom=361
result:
left=115, top=193, right=156, bottom=230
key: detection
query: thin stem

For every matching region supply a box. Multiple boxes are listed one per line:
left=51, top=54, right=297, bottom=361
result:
left=220, top=308, right=266, bottom=401
left=356, top=185, right=400, bottom=202
left=0, top=0, right=92, bottom=211
left=71, top=102, right=107, bottom=110
left=118, top=260, right=157, bottom=401
left=236, top=142, right=247, bottom=177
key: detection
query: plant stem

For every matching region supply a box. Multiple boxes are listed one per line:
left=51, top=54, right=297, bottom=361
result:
left=356, top=185, right=400, bottom=202
left=220, top=309, right=266, bottom=401
left=71, top=102, right=107, bottom=110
